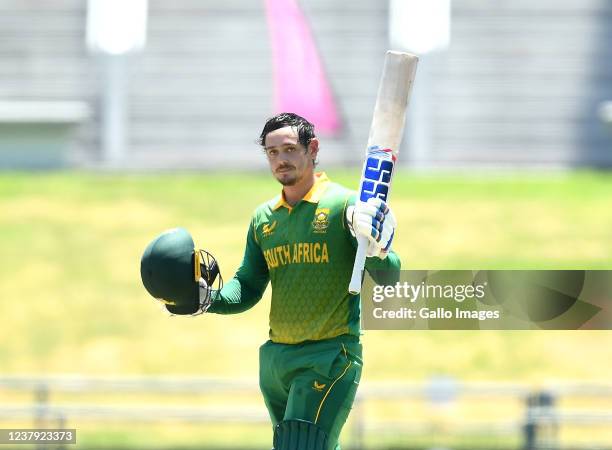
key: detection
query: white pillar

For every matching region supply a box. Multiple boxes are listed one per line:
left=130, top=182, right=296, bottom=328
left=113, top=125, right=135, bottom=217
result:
left=101, top=54, right=128, bottom=163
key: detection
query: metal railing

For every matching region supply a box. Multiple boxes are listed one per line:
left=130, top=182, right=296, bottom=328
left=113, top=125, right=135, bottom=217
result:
left=1, top=376, right=612, bottom=449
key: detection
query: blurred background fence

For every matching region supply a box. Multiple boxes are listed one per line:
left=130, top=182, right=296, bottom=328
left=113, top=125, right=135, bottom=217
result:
left=0, top=0, right=611, bottom=169
left=2, top=376, right=612, bottom=449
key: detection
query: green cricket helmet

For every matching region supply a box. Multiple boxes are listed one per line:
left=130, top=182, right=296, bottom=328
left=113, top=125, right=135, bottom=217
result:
left=140, top=227, right=221, bottom=315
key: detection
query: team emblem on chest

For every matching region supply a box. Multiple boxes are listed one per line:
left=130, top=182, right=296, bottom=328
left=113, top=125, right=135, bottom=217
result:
left=312, top=208, right=330, bottom=234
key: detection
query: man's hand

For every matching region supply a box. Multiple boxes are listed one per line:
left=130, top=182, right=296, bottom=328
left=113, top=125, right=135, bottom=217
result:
left=198, top=277, right=214, bottom=313
left=197, top=253, right=221, bottom=313
left=347, top=197, right=396, bottom=259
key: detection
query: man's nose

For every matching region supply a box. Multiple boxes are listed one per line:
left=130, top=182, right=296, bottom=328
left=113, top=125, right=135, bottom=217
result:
left=278, top=151, right=290, bottom=163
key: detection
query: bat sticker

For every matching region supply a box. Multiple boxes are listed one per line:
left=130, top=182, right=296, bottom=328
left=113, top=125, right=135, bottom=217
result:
left=358, top=146, right=395, bottom=202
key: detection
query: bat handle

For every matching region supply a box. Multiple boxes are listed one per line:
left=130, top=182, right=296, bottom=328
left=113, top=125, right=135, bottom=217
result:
left=349, top=235, right=369, bottom=294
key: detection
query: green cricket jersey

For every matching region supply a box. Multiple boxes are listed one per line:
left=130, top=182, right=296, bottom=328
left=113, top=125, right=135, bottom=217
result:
left=209, top=172, right=401, bottom=344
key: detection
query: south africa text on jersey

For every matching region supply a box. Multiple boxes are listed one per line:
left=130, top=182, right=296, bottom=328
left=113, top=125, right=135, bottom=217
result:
left=263, top=242, right=330, bottom=269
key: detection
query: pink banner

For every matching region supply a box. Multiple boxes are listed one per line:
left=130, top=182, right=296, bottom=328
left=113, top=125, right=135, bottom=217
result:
left=264, top=0, right=341, bottom=134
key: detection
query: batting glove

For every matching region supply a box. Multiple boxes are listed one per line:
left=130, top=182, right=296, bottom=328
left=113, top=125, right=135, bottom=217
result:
left=197, top=277, right=214, bottom=313
left=196, top=251, right=222, bottom=314
left=347, top=197, right=396, bottom=259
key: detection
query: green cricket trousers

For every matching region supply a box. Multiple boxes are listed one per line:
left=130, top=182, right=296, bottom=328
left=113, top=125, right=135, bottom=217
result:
left=259, top=334, right=363, bottom=449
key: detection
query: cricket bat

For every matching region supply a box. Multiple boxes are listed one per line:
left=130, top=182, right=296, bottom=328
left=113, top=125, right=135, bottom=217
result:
left=348, top=51, right=418, bottom=294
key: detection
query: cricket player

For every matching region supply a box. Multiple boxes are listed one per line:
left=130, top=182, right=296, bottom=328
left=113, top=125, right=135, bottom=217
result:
left=141, top=113, right=400, bottom=450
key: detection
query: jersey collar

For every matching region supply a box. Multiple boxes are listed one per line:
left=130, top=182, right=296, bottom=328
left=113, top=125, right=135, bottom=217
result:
left=272, top=172, right=330, bottom=211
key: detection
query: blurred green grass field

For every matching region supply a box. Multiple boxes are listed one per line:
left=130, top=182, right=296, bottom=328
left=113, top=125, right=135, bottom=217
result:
left=2, top=169, right=612, bottom=449
left=1, top=169, right=611, bottom=381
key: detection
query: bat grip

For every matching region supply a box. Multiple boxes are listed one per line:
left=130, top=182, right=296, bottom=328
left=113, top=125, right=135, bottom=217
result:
left=349, top=235, right=369, bottom=294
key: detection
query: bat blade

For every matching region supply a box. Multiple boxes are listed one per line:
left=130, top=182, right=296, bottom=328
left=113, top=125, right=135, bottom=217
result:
left=348, top=51, right=418, bottom=295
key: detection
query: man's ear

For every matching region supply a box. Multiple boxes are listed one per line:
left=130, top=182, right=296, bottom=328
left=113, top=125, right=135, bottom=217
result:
left=308, top=138, right=319, bottom=162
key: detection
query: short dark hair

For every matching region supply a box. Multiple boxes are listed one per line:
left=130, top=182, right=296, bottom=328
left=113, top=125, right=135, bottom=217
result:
left=258, top=112, right=316, bottom=149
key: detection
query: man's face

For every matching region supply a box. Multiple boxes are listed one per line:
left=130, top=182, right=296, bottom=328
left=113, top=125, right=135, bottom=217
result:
left=264, top=126, right=318, bottom=187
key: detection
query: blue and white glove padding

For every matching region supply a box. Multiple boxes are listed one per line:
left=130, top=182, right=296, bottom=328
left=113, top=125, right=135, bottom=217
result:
left=347, top=197, right=396, bottom=259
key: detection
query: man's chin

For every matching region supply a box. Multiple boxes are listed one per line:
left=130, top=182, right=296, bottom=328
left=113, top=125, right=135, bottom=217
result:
left=276, top=173, right=297, bottom=186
